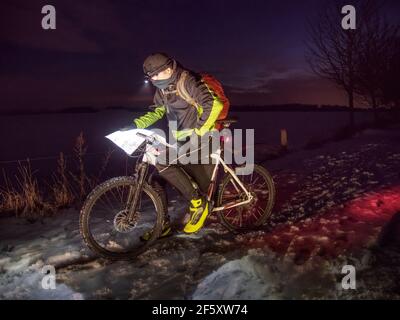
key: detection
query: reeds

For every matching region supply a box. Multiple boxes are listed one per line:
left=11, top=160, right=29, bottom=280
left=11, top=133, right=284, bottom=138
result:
left=0, top=132, right=114, bottom=217
left=0, top=161, right=52, bottom=217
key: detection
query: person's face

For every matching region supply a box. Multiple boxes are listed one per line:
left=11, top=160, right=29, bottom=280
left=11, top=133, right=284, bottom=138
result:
left=151, top=67, right=173, bottom=81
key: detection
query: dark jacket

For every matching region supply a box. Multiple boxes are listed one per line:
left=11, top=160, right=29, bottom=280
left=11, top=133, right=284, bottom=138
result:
left=134, top=65, right=223, bottom=140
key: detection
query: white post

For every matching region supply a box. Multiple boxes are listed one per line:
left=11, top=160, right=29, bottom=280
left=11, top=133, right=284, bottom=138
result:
left=280, top=129, right=288, bottom=149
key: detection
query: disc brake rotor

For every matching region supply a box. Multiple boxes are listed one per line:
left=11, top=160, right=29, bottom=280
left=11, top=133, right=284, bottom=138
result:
left=113, top=210, right=138, bottom=233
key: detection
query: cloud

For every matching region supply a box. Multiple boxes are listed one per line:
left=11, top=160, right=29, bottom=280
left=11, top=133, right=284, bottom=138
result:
left=0, top=0, right=131, bottom=53
left=225, top=73, right=346, bottom=106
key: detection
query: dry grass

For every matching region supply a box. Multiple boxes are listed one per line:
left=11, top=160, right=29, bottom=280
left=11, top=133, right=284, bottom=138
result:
left=50, top=152, right=75, bottom=209
left=89, top=148, right=114, bottom=189
left=69, top=132, right=88, bottom=204
left=0, top=132, right=115, bottom=218
left=0, top=169, right=25, bottom=214
left=0, top=161, right=53, bottom=217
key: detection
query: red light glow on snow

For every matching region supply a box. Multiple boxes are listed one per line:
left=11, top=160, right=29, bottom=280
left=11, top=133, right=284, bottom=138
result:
left=254, top=185, right=400, bottom=263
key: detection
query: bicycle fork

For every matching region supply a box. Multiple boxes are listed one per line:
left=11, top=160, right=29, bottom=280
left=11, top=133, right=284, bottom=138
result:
left=126, top=162, right=149, bottom=222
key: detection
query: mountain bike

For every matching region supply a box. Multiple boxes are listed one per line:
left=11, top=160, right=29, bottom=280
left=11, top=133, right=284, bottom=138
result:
left=80, top=119, right=276, bottom=260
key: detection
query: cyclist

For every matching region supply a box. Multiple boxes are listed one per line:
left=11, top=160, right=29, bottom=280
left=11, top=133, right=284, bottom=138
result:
left=123, top=53, right=225, bottom=238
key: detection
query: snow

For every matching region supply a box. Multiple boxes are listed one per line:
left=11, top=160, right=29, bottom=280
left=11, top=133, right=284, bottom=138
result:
left=193, top=243, right=400, bottom=300
left=192, top=249, right=344, bottom=300
left=193, top=254, right=276, bottom=300
left=1, top=124, right=400, bottom=299
left=0, top=210, right=91, bottom=299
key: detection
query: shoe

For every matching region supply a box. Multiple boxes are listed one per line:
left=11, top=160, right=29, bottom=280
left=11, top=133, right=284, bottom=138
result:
left=140, top=220, right=172, bottom=242
left=183, top=197, right=210, bottom=233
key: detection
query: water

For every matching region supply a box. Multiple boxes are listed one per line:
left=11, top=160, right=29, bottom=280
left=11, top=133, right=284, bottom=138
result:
left=0, top=109, right=375, bottom=183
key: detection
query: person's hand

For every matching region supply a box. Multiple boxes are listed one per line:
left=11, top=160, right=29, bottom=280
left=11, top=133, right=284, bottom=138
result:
left=119, top=124, right=136, bottom=132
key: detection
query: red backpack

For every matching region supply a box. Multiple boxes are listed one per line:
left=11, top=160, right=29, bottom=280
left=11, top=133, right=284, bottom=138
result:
left=177, top=71, right=230, bottom=130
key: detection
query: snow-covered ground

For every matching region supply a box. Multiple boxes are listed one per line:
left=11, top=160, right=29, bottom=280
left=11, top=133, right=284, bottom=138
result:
left=1, top=125, right=400, bottom=299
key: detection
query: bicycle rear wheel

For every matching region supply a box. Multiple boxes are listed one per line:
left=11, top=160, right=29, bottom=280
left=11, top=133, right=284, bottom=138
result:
left=80, top=176, right=164, bottom=260
left=216, top=164, right=276, bottom=231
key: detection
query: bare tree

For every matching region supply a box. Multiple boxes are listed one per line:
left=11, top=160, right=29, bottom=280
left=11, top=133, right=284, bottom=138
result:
left=381, top=37, right=400, bottom=109
left=306, top=0, right=363, bottom=128
left=354, top=0, right=399, bottom=123
left=306, top=0, right=400, bottom=126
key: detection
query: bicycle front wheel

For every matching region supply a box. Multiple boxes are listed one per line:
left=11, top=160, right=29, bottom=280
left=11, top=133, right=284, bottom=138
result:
left=80, top=176, right=164, bottom=260
left=216, top=164, right=276, bottom=231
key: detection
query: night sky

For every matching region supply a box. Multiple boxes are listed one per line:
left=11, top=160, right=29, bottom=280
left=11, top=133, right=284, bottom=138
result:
left=1, top=0, right=399, bottom=111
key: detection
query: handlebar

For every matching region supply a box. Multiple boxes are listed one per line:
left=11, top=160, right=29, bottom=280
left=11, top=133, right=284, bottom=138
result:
left=136, top=132, right=155, bottom=143
left=135, top=131, right=175, bottom=149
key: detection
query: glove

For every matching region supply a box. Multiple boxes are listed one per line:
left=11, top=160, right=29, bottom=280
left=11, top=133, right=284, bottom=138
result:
left=119, top=124, right=136, bottom=131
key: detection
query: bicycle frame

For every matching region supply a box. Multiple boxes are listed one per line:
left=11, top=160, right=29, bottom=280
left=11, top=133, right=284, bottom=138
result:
left=207, top=148, right=253, bottom=212
left=109, top=130, right=254, bottom=218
